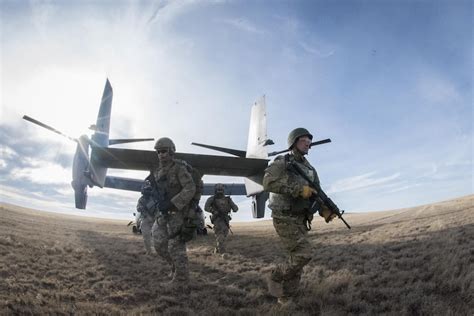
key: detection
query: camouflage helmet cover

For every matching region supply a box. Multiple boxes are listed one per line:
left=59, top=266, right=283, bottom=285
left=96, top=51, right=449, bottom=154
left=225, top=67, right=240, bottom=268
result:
left=287, top=128, right=313, bottom=149
left=154, top=137, right=176, bottom=153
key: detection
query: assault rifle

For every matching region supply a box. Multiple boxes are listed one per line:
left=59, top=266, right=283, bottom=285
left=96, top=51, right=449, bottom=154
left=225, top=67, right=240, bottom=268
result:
left=144, top=174, right=174, bottom=215
left=288, top=161, right=351, bottom=229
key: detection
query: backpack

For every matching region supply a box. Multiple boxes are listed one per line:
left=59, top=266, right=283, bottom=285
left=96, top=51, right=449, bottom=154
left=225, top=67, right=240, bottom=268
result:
left=178, top=159, right=203, bottom=206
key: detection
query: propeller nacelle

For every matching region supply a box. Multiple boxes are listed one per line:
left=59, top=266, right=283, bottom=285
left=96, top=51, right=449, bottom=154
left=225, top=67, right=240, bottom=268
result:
left=22, top=79, right=153, bottom=210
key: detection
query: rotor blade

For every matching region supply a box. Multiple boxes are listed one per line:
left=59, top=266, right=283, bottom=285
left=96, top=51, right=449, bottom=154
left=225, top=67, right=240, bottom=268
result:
left=268, top=138, right=331, bottom=157
left=23, top=115, right=77, bottom=142
left=310, top=138, right=332, bottom=147
left=191, top=142, right=247, bottom=158
left=109, top=138, right=155, bottom=146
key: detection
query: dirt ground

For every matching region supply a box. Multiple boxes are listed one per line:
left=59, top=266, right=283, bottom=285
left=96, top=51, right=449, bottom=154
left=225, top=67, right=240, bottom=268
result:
left=1, top=195, right=473, bottom=315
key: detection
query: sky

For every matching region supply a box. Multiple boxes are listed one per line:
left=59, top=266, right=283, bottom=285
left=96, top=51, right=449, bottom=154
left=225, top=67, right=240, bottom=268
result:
left=1, top=0, right=472, bottom=222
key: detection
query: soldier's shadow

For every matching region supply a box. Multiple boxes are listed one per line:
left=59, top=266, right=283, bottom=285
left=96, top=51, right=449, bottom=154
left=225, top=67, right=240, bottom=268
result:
left=77, top=219, right=473, bottom=314
left=77, top=230, right=276, bottom=313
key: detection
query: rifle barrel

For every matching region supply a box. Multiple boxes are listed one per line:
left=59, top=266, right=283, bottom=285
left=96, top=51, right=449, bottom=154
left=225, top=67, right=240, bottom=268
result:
left=338, top=213, right=351, bottom=229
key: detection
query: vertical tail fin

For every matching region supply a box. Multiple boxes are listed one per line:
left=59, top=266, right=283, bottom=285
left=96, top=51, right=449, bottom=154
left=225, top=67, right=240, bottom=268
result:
left=91, top=78, right=113, bottom=147
left=244, top=95, right=271, bottom=218
left=244, top=96, right=269, bottom=197
left=89, top=79, right=113, bottom=187
left=246, top=95, right=269, bottom=159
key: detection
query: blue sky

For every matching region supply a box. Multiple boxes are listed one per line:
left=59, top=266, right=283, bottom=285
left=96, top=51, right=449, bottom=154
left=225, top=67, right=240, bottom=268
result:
left=1, top=0, right=472, bottom=221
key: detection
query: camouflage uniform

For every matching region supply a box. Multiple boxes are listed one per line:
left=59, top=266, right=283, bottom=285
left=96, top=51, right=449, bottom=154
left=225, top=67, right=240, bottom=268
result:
left=151, top=138, right=196, bottom=284
left=204, top=185, right=238, bottom=253
left=136, top=195, right=159, bottom=254
left=263, top=128, right=319, bottom=302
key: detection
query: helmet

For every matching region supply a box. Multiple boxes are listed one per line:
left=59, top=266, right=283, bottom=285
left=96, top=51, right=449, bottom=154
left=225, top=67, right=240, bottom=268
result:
left=287, top=128, right=313, bottom=149
left=141, top=180, right=153, bottom=195
left=215, top=183, right=225, bottom=194
left=154, top=137, right=176, bottom=153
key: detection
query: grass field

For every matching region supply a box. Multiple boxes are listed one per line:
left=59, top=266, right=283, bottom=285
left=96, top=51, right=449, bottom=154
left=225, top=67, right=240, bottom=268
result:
left=1, top=195, right=472, bottom=315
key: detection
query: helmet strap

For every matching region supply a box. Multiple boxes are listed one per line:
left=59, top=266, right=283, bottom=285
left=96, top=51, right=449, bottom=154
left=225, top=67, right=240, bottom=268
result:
left=292, top=147, right=306, bottom=161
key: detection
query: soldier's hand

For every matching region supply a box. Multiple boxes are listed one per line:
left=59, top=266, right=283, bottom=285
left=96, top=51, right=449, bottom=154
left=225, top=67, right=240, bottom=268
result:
left=319, top=205, right=337, bottom=223
left=300, top=185, right=316, bottom=199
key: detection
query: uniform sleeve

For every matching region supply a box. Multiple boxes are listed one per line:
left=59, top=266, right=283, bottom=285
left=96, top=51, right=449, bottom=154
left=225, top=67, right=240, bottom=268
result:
left=170, top=165, right=196, bottom=211
left=136, top=196, right=146, bottom=213
left=263, top=158, right=302, bottom=198
left=204, top=196, right=214, bottom=213
left=228, top=197, right=239, bottom=212
left=194, top=178, right=204, bottom=202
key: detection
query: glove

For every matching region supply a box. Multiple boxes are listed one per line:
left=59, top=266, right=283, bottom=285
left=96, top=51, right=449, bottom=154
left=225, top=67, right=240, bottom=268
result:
left=300, top=185, right=316, bottom=199
left=319, top=205, right=337, bottom=223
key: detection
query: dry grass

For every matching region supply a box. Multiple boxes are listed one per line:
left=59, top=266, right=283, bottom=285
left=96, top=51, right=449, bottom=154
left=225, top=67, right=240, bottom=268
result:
left=1, top=195, right=473, bottom=315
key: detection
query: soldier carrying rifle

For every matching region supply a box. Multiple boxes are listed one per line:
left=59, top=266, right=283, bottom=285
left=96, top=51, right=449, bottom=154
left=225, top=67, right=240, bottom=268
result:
left=263, top=127, right=350, bottom=307
left=204, top=183, right=239, bottom=254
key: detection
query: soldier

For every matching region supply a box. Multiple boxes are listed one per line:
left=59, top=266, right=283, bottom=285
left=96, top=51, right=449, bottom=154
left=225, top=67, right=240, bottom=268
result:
left=149, top=137, right=196, bottom=286
left=136, top=180, right=159, bottom=255
left=204, top=183, right=238, bottom=254
left=263, top=128, right=336, bottom=306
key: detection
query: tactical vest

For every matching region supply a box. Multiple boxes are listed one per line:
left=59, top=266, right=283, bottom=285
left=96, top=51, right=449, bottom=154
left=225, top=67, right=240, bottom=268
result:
left=148, top=158, right=202, bottom=207
left=209, top=196, right=233, bottom=215
left=268, top=154, right=320, bottom=216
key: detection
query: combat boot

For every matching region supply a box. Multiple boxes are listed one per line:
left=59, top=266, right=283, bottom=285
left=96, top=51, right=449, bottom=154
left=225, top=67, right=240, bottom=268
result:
left=168, top=264, right=176, bottom=279
left=164, top=275, right=190, bottom=293
left=277, top=297, right=296, bottom=309
left=266, top=275, right=284, bottom=298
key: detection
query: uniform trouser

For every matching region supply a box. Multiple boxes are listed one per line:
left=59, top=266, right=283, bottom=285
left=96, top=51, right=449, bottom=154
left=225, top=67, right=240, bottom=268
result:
left=213, top=217, right=229, bottom=253
left=272, top=216, right=312, bottom=297
left=154, top=212, right=189, bottom=281
left=140, top=215, right=158, bottom=253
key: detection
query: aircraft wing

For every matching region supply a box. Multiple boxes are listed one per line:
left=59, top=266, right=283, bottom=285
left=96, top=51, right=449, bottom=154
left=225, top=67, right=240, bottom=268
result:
left=105, top=176, right=247, bottom=195
left=93, top=147, right=269, bottom=179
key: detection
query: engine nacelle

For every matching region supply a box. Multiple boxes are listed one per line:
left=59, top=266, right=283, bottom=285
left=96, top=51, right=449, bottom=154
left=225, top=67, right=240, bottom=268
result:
left=251, top=191, right=268, bottom=218
left=71, top=135, right=90, bottom=209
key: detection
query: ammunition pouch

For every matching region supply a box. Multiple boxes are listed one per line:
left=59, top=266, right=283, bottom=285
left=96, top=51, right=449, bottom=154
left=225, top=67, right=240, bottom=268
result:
left=179, top=206, right=199, bottom=242
left=145, top=198, right=159, bottom=217
left=210, top=212, right=230, bottom=228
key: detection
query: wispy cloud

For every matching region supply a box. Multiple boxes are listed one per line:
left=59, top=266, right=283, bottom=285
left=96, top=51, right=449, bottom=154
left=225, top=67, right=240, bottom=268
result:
left=299, top=41, right=335, bottom=58
left=11, top=162, right=70, bottom=185
left=146, top=0, right=196, bottom=27
left=416, top=73, right=462, bottom=105
left=328, top=172, right=401, bottom=194
left=386, top=183, right=422, bottom=194
left=218, top=17, right=265, bottom=35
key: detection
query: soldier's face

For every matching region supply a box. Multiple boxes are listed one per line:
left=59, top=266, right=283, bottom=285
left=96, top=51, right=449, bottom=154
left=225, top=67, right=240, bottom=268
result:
left=295, top=136, right=311, bottom=155
left=157, top=148, right=171, bottom=163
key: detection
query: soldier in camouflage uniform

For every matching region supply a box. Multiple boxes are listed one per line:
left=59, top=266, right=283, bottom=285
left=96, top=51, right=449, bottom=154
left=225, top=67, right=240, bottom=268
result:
left=204, top=183, right=238, bottom=254
left=263, top=128, right=336, bottom=306
left=150, top=137, right=196, bottom=285
left=136, top=180, right=159, bottom=255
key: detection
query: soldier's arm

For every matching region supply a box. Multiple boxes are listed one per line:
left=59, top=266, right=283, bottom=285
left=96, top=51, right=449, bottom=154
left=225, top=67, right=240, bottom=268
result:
left=194, top=178, right=204, bottom=202
left=263, top=158, right=302, bottom=198
left=229, top=197, right=239, bottom=212
left=204, top=196, right=214, bottom=213
left=136, top=197, right=146, bottom=213
left=171, top=165, right=196, bottom=211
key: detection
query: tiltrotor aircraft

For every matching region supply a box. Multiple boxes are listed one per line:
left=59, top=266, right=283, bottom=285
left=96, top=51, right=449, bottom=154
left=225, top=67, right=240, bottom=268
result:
left=23, top=79, right=330, bottom=218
